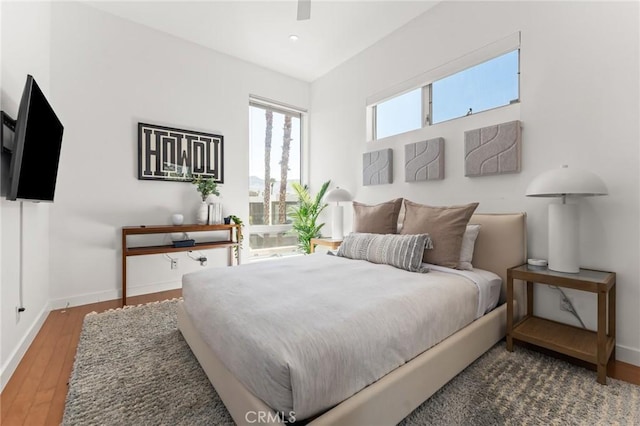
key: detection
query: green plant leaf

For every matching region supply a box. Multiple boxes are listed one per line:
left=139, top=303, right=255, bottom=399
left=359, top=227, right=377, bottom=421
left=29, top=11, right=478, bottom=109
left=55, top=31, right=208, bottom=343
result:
left=289, top=180, right=330, bottom=254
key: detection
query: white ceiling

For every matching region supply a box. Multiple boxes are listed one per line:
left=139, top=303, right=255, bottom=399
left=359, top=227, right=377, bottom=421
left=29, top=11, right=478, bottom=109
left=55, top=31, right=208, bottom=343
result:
left=86, top=1, right=439, bottom=82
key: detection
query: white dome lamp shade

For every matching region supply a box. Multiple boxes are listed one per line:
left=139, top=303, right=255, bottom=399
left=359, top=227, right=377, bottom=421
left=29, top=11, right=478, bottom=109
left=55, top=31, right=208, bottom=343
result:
left=526, top=165, right=608, bottom=273
left=325, top=187, right=353, bottom=240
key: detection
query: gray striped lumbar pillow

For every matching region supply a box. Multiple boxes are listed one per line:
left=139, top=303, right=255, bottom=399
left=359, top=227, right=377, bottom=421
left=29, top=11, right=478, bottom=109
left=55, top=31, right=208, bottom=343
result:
left=337, top=233, right=432, bottom=272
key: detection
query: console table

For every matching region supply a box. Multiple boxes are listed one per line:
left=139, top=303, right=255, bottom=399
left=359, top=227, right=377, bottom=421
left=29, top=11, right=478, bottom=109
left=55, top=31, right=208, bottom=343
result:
left=121, top=223, right=242, bottom=306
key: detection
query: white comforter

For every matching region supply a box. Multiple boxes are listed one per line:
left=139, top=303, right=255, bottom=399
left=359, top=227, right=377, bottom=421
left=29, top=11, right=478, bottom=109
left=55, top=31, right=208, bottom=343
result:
left=182, top=254, right=486, bottom=420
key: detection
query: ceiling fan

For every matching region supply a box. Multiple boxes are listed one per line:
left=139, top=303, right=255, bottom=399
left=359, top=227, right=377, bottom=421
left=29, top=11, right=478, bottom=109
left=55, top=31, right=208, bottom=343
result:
left=297, top=0, right=311, bottom=20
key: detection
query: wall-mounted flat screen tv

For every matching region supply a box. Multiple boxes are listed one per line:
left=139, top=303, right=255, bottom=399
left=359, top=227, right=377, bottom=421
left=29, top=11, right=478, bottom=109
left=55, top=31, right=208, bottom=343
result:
left=7, top=74, right=64, bottom=202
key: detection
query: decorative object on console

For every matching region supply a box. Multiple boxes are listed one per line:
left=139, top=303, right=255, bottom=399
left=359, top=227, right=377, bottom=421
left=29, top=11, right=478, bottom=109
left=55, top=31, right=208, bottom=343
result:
left=192, top=175, right=220, bottom=201
left=192, top=175, right=220, bottom=225
left=325, top=187, right=352, bottom=239
left=207, top=203, right=223, bottom=225
left=526, top=165, right=608, bottom=273
left=290, top=181, right=330, bottom=254
left=138, top=122, right=224, bottom=183
left=363, top=148, right=393, bottom=185
left=170, top=214, right=186, bottom=241
left=171, top=214, right=184, bottom=225
left=464, top=120, right=521, bottom=177
left=196, top=203, right=208, bottom=225
left=170, top=232, right=188, bottom=242
left=405, top=138, right=444, bottom=181
left=173, top=239, right=196, bottom=248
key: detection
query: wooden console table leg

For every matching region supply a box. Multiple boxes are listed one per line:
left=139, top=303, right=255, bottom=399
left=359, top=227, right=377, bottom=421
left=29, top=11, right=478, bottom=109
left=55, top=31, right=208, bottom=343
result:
left=597, top=289, right=607, bottom=384
left=609, top=283, right=616, bottom=361
left=121, top=230, right=127, bottom=306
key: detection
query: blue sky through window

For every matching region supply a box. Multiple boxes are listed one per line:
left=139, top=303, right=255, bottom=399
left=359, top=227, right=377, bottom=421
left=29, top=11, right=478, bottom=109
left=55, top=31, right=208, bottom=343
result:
left=374, top=50, right=519, bottom=139
left=432, top=50, right=519, bottom=123
left=376, top=88, right=422, bottom=139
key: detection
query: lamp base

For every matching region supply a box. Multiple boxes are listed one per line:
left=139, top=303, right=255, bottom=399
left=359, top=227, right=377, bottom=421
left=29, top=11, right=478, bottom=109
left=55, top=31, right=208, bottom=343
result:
left=331, top=205, right=344, bottom=240
left=548, top=203, right=579, bottom=273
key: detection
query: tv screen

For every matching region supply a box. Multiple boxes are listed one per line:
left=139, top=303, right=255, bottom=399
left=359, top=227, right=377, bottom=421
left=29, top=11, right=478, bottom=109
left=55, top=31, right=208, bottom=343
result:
left=7, top=75, right=64, bottom=202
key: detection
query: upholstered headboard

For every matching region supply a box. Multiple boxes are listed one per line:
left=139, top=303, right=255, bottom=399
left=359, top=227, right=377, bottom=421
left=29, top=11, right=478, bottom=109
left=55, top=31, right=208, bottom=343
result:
left=469, top=213, right=527, bottom=305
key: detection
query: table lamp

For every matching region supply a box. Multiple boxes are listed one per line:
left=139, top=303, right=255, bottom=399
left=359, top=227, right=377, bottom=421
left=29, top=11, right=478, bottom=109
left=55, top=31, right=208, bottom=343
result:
left=325, top=187, right=352, bottom=240
left=526, top=165, right=608, bottom=273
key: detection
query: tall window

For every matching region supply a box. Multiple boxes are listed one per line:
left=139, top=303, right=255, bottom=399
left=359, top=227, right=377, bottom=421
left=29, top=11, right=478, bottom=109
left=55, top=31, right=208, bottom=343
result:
left=248, top=98, right=303, bottom=261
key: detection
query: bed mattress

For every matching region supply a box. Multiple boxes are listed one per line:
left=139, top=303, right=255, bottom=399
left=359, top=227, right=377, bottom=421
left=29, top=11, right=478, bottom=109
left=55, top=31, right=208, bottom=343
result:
left=182, top=253, right=500, bottom=420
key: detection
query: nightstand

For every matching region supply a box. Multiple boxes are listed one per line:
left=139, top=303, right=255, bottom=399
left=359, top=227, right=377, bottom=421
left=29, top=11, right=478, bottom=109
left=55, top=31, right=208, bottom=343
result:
left=310, top=238, right=343, bottom=253
left=506, top=264, right=616, bottom=384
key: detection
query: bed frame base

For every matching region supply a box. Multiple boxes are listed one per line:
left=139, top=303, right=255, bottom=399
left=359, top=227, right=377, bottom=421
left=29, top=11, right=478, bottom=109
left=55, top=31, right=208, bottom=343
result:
left=178, top=213, right=526, bottom=425
left=178, top=301, right=510, bottom=425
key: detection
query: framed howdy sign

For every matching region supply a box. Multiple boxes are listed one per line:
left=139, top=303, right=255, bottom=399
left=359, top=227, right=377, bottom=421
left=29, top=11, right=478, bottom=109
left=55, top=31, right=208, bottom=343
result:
left=138, top=122, right=224, bottom=183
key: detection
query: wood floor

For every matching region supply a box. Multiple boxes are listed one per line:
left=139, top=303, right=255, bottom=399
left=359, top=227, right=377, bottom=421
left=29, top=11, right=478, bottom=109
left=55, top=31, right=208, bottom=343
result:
left=1, top=289, right=182, bottom=426
left=1, top=288, right=639, bottom=426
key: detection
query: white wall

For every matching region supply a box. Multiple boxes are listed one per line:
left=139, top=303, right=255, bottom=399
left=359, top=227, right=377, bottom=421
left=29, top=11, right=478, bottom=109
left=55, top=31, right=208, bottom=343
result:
left=310, top=1, right=640, bottom=365
left=48, top=2, right=310, bottom=307
left=0, top=1, right=54, bottom=390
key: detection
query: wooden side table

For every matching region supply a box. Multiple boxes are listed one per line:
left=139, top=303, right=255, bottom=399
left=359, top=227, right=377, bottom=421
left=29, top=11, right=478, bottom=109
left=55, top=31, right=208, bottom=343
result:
left=310, top=238, right=343, bottom=253
left=506, top=264, right=616, bottom=384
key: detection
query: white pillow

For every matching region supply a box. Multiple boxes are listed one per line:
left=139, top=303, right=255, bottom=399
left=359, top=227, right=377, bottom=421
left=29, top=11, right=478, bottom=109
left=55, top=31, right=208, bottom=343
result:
left=458, top=224, right=481, bottom=270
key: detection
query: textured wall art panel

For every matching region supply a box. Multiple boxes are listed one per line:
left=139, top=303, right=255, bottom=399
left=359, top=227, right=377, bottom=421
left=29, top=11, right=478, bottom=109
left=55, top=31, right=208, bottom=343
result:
left=363, top=148, right=393, bottom=185
left=405, top=138, right=444, bottom=182
left=464, top=120, right=521, bottom=177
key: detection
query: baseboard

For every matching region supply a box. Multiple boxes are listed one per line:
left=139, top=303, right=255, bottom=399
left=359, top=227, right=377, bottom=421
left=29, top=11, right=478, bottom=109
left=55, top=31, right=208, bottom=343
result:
left=128, top=280, right=182, bottom=298
left=616, top=344, right=640, bottom=367
left=0, top=303, right=50, bottom=392
left=49, top=280, right=182, bottom=310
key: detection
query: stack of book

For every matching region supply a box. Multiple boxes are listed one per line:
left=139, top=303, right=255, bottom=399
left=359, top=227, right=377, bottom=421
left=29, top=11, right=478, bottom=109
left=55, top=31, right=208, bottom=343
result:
left=208, top=203, right=223, bottom=225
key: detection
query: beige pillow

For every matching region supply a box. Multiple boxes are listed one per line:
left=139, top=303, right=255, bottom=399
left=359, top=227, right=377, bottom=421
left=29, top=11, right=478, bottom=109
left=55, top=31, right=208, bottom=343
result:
left=401, top=200, right=479, bottom=268
left=352, top=199, right=403, bottom=234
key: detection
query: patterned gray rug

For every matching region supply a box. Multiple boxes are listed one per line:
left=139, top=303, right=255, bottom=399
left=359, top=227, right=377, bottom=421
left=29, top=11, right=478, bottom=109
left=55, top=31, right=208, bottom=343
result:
left=63, top=299, right=639, bottom=425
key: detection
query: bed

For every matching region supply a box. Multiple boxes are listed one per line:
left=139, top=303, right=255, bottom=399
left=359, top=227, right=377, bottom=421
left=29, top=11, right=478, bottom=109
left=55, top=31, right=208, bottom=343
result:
left=178, top=213, right=527, bottom=425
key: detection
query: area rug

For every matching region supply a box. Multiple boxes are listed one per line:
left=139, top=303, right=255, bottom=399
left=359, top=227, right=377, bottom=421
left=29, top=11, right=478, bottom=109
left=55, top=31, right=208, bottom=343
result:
left=63, top=299, right=639, bottom=425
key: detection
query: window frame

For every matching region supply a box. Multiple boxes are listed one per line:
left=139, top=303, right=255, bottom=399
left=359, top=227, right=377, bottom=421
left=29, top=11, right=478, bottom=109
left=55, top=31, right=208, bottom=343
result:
left=248, top=95, right=308, bottom=261
left=366, top=32, right=521, bottom=141
left=372, top=87, right=424, bottom=140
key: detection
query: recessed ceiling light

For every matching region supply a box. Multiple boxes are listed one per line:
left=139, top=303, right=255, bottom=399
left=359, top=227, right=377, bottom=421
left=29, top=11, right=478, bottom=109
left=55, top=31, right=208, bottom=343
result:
left=289, top=34, right=299, bottom=42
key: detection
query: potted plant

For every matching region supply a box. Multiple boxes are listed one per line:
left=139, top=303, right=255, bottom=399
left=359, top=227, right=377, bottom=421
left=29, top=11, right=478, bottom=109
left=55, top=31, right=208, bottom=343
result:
left=191, top=175, right=220, bottom=224
left=289, top=180, right=330, bottom=254
left=192, top=175, right=220, bottom=201
left=228, top=215, right=244, bottom=261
